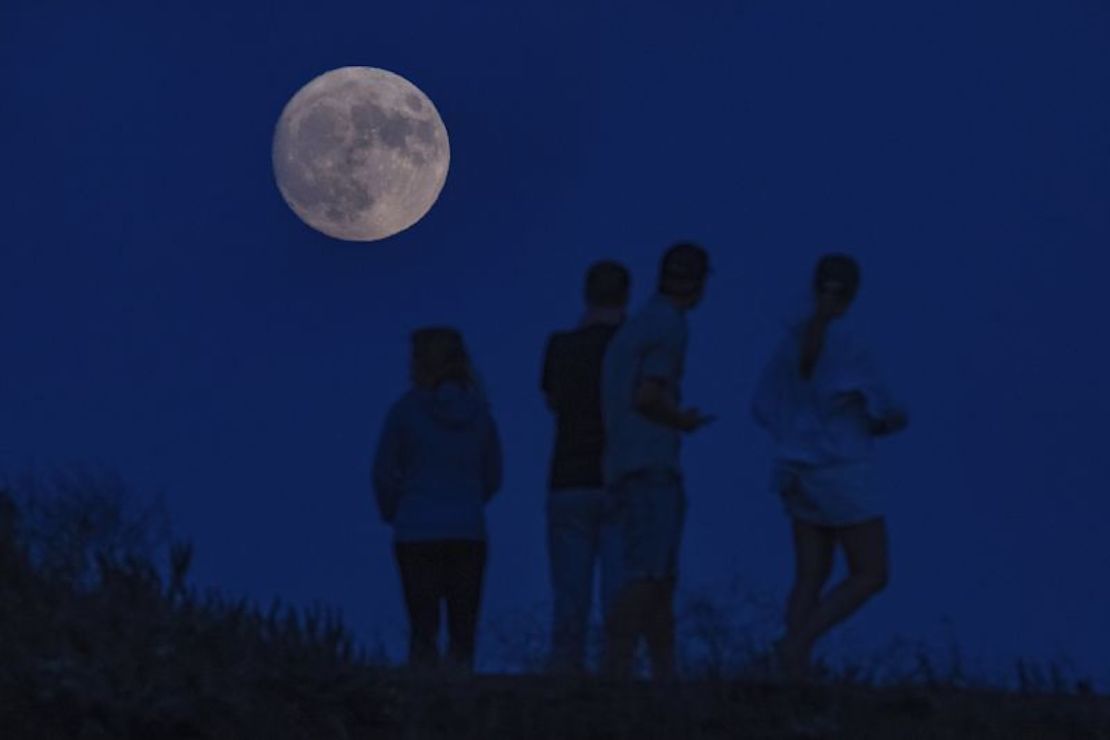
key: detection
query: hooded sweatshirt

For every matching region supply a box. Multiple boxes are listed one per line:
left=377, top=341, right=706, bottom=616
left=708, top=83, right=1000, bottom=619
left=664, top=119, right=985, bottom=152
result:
left=373, top=382, right=502, bottom=542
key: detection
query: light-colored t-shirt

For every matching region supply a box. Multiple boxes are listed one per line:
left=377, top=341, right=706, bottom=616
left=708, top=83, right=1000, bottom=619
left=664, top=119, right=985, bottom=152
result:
left=602, top=294, right=689, bottom=483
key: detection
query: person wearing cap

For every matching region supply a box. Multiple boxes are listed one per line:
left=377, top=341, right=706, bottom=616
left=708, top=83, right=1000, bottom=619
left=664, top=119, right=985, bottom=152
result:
left=751, top=253, right=908, bottom=681
left=540, top=260, right=630, bottom=674
left=600, top=242, right=714, bottom=680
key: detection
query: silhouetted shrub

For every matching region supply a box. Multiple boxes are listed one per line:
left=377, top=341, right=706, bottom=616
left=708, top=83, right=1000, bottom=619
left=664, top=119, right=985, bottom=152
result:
left=0, top=469, right=395, bottom=739
left=0, top=468, right=1106, bottom=739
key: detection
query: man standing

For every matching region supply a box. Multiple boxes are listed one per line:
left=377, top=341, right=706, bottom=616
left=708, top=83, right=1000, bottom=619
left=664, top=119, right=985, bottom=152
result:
left=541, top=261, right=630, bottom=674
left=601, top=242, right=713, bottom=681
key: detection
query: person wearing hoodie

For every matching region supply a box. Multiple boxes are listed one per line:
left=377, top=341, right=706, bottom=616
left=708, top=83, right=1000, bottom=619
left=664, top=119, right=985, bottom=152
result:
left=751, top=253, right=908, bottom=681
left=373, top=327, right=502, bottom=672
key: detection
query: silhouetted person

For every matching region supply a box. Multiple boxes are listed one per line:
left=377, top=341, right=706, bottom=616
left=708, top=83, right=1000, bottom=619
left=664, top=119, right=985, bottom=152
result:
left=751, top=254, right=907, bottom=682
left=601, top=243, right=714, bottom=681
left=541, top=260, right=630, bottom=674
left=373, top=328, right=502, bottom=673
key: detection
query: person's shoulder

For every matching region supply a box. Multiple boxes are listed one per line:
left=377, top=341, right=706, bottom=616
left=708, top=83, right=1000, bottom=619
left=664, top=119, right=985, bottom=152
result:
left=377, top=394, right=412, bottom=436
left=644, top=296, right=685, bottom=339
left=626, top=295, right=668, bottom=325
left=546, top=328, right=578, bottom=353
left=606, top=315, right=640, bottom=351
left=827, top=319, right=869, bottom=352
left=543, top=330, right=574, bottom=367
left=547, top=328, right=571, bottom=343
left=827, top=321, right=882, bottom=371
left=570, top=322, right=621, bottom=347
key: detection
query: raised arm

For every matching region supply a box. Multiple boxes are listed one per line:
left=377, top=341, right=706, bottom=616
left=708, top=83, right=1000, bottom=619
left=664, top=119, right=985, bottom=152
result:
left=844, top=342, right=908, bottom=437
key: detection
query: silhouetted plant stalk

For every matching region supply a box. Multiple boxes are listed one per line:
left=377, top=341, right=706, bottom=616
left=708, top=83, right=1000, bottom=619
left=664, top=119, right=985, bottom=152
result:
left=0, top=469, right=396, bottom=739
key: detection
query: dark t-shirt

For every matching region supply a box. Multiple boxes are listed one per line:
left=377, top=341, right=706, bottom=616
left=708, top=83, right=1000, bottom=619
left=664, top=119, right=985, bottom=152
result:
left=541, top=323, right=620, bottom=490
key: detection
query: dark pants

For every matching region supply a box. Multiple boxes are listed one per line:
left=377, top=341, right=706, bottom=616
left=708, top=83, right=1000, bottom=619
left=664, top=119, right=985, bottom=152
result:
left=394, top=539, right=487, bottom=671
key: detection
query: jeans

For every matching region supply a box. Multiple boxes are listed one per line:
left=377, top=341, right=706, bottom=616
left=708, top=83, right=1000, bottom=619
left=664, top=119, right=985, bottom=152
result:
left=394, top=539, right=487, bottom=671
left=546, top=487, right=623, bottom=672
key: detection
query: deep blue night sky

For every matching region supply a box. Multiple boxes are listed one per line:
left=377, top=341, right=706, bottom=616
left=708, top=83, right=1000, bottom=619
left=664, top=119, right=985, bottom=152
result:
left=2, top=1, right=1108, bottom=684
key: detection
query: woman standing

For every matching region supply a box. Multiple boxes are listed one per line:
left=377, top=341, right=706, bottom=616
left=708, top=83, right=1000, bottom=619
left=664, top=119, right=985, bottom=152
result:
left=752, top=254, right=907, bottom=681
left=373, top=327, right=502, bottom=672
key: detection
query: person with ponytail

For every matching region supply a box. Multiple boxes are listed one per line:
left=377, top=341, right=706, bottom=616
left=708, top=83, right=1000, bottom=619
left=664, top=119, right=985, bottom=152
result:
left=752, top=254, right=908, bottom=681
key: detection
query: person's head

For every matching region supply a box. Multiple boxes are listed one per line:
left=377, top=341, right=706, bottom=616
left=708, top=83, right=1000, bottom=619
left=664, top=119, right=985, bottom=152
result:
left=812, top=253, right=860, bottom=318
left=410, top=327, right=472, bottom=390
left=584, top=260, right=631, bottom=310
left=658, top=241, right=711, bottom=309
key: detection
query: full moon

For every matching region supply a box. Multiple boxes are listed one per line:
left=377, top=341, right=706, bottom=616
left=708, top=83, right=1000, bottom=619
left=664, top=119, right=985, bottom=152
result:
left=272, top=67, right=450, bottom=241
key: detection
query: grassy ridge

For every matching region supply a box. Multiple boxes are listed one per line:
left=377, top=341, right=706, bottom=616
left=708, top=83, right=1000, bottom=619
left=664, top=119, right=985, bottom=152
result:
left=0, top=471, right=1107, bottom=739
left=386, top=674, right=1110, bottom=740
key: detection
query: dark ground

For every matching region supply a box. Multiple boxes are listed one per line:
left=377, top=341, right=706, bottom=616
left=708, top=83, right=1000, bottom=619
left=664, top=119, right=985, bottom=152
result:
left=2, top=476, right=1108, bottom=739
left=380, top=673, right=1110, bottom=740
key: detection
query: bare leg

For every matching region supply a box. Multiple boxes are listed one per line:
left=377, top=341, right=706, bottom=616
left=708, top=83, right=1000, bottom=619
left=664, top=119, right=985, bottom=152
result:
left=776, top=519, right=835, bottom=681
left=793, top=517, right=889, bottom=660
left=785, top=519, right=836, bottom=637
